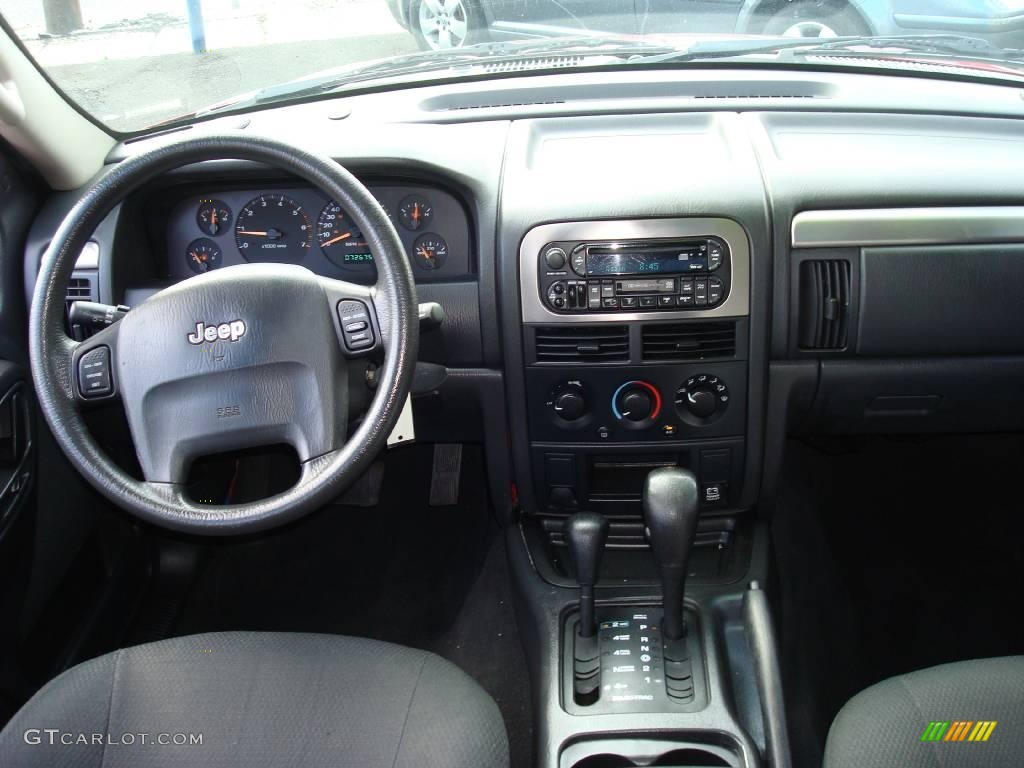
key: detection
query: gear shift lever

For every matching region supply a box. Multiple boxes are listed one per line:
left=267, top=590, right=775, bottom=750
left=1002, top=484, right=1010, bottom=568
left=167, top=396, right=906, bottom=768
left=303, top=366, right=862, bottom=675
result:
left=643, top=467, right=700, bottom=641
left=565, top=512, right=609, bottom=705
left=565, top=512, right=609, bottom=637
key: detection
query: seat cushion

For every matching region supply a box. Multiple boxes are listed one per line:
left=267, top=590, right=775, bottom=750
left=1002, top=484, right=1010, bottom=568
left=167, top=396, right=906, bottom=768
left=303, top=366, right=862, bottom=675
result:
left=0, top=631, right=509, bottom=768
left=824, top=656, right=1024, bottom=768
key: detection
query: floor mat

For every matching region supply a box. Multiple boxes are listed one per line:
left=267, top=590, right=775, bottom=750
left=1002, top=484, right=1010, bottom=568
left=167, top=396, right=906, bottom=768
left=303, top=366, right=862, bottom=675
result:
left=431, top=537, right=534, bottom=768
left=773, top=435, right=1024, bottom=768
left=167, top=445, right=532, bottom=765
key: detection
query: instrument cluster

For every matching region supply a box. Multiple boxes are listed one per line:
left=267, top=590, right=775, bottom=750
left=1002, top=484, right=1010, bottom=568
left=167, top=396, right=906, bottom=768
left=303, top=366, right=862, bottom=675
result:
left=166, top=184, right=471, bottom=283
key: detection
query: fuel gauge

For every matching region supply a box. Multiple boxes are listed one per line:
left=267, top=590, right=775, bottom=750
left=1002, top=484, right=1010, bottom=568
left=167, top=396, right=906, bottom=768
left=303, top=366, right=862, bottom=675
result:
left=186, top=238, right=223, bottom=274
left=197, top=199, right=232, bottom=236
left=413, top=234, right=448, bottom=271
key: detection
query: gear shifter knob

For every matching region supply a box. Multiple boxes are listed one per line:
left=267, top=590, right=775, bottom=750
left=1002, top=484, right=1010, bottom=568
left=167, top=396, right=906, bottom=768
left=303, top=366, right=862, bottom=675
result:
left=565, top=512, right=609, bottom=638
left=643, top=467, right=700, bottom=641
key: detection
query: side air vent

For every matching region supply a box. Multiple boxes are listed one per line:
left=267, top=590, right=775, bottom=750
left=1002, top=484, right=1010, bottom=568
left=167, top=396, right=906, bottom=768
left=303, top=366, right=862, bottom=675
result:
left=641, top=322, right=736, bottom=362
left=66, top=276, right=97, bottom=338
left=799, top=259, right=851, bottom=350
left=533, top=325, right=629, bottom=363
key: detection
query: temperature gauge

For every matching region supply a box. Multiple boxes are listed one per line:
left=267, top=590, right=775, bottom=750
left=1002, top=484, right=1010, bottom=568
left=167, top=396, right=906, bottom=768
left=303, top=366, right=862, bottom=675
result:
left=413, top=234, right=448, bottom=271
left=186, top=238, right=223, bottom=274
left=399, top=195, right=433, bottom=231
left=196, top=200, right=232, bottom=236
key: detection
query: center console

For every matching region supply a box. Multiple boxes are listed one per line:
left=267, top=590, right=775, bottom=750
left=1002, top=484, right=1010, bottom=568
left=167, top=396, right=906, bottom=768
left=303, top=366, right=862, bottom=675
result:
left=507, top=216, right=783, bottom=768
left=519, top=218, right=750, bottom=559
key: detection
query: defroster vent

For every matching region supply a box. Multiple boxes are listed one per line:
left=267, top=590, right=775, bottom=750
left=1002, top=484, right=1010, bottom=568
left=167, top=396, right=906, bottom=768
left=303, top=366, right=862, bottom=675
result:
left=641, top=321, right=736, bottom=362
left=799, top=260, right=851, bottom=350
left=533, top=325, right=629, bottom=363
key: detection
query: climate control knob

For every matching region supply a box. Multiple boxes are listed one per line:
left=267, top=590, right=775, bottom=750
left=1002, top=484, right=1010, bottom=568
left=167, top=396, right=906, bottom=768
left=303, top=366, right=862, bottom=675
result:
left=675, top=374, right=729, bottom=422
left=612, top=381, right=662, bottom=428
left=550, top=383, right=588, bottom=422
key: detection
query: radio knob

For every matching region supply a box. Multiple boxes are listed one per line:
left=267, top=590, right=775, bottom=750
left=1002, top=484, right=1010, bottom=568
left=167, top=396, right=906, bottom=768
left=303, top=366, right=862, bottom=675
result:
left=552, top=383, right=587, bottom=422
left=544, top=247, right=567, bottom=270
left=612, top=381, right=662, bottom=427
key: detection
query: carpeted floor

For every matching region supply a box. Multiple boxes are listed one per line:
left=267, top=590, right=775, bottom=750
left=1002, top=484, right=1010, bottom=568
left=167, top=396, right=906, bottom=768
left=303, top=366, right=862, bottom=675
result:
left=772, top=435, right=1024, bottom=768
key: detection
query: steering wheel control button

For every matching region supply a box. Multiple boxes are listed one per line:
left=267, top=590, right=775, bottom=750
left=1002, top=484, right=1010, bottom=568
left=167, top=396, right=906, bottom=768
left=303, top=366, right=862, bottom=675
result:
left=78, top=347, right=113, bottom=398
left=337, top=300, right=376, bottom=352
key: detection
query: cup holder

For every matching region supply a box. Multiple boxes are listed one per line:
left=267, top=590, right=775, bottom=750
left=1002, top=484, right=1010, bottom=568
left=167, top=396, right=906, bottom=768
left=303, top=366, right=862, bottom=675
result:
left=571, top=749, right=728, bottom=768
left=562, top=735, right=743, bottom=768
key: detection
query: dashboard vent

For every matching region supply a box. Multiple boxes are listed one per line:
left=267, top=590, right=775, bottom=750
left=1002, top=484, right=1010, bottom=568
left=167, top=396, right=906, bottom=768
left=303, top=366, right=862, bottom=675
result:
left=482, top=56, right=584, bottom=74
left=641, top=321, right=736, bottom=362
left=799, top=259, right=851, bottom=350
left=534, top=325, right=629, bottom=363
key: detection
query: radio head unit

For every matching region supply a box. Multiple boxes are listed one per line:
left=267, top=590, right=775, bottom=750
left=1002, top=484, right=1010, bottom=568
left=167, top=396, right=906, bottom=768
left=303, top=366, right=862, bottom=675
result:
left=540, top=237, right=730, bottom=313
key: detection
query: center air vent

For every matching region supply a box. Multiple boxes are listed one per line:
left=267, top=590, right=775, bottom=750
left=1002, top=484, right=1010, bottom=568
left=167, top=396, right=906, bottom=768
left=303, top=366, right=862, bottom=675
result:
left=798, top=259, right=851, bottom=350
left=533, top=325, right=628, bottom=363
left=641, top=322, right=736, bottom=362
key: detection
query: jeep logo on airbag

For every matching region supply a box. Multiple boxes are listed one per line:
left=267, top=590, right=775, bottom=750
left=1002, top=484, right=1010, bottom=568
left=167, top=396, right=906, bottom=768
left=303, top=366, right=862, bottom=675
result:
left=188, top=320, right=247, bottom=345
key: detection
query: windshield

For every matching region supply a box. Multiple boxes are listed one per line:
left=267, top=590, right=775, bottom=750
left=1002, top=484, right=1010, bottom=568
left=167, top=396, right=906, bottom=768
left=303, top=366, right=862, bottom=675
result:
left=3, top=0, right=1024, bottom=133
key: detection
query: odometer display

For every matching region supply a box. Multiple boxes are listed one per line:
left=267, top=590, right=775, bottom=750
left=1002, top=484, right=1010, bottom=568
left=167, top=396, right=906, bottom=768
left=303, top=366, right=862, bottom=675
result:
left=317, top=201, right=372, bottom=268
left=235, top=194, right=311, bottom=263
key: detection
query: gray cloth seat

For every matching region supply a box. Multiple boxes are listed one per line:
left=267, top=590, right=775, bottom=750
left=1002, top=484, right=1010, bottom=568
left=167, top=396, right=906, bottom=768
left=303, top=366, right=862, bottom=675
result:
left=0, top=631, right=509, bottom=768
left=824, top=656, right=1024, bottom=768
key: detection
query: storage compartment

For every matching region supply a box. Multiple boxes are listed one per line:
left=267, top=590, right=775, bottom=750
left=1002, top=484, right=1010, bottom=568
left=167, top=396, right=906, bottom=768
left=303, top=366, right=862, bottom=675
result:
left=858, top=244, right=1024, bottom=356
left=807, top=357, right=1024, bottom=434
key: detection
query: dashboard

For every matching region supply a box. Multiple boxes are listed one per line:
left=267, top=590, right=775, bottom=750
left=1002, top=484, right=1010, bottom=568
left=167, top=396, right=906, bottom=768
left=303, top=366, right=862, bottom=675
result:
left=24, top=65, right=1024, bottom=552
left=164, top=183, right=473, bottom=283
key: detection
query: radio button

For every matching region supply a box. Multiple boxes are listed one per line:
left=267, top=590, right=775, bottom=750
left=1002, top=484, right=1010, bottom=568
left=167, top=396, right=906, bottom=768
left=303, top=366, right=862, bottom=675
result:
left=571, top=250, right=587, bottom=275
left=545, top=247, right=567, bottom=270
left=695, top=279, right=709, bottom=306
left=601, top=282, right=615, bottom=298
left=708, top=241, right=725, bottom=271
left=658, top=295, right=675, bottom=307
left=620, top=296, right=638, bottom=308
left=639, top=296, right=657, bottom=308
left=588, top=283, right=602, bottom=309
left=571, top=283, right=586, bottom=309
left=709, top=277, right=724, bottom=305
left=678, top=294, right=695, bottom=307
left=680, top=280, right=694, bottom=295
left=602, top=298, right=619, bottom=309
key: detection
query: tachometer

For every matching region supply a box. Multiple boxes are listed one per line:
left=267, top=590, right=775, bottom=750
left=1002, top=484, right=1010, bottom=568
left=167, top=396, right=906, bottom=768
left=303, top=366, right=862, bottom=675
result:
left=235, top=194, right=311, bottom=262
left=317, top=201, right=373, bottom=268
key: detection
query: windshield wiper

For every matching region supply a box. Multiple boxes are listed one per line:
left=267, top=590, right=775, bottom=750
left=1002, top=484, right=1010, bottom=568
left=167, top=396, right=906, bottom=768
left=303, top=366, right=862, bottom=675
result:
left=192, top=36, right=674, bottom=119
left=630, top=33, right=1023, bottom=66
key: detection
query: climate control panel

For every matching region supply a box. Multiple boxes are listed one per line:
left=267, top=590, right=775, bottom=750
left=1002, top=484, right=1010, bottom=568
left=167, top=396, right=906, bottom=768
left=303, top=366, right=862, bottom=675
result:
left=531, top=363, right=744, bottom=444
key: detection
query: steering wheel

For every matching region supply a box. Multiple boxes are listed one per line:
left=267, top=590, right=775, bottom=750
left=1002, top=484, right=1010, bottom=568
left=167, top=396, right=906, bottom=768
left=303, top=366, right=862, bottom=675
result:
left=29, top=135, right=418, bottom=534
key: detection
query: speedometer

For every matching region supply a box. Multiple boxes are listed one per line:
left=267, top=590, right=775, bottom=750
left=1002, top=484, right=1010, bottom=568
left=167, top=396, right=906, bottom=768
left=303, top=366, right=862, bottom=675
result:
left=317, top=201, right=372, bottom=269
left=235, top=194, right=311, bottom=263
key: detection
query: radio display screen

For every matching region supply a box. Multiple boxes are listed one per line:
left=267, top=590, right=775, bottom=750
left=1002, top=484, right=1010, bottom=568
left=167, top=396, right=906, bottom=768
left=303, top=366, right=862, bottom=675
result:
left=587, top=245, right=708, bottom=275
